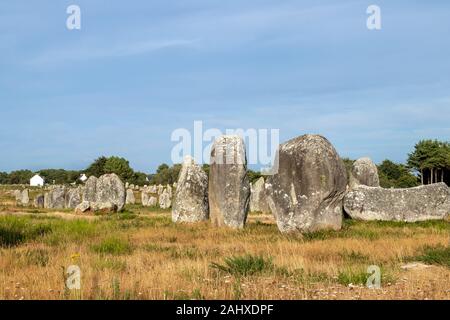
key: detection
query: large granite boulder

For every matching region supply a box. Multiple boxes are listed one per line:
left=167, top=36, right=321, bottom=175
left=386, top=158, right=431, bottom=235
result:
left=172, top=156, right=209, bottom=223
left=141, top=191, right=150, bottom=206
left=344, top=183, right=450, bottom=222
left=126, top=189, right=136, bottom=205
left=45, top=186, right=66, bottom=209
left=266, top=134, right=348, bottom=234
left=349, top=157, right=380, bottom=188
left=209, top=135, right=251, bottom=229
left=82, top=176, right=98, bottom=202
left=95, top=174, right=126, bottom=212
left=250, top=177, right=270, bottom=213
left=65, top=187, right=82, bottom=209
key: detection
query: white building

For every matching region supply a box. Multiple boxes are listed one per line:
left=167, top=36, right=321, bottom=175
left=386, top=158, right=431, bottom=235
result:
left=79, top=174, right=88, bottom=183
left=30, top=174, right=45, bottom=187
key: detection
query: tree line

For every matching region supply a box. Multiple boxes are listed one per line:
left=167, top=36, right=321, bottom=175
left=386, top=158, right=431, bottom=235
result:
left=1, top=139, right=448, bottom=187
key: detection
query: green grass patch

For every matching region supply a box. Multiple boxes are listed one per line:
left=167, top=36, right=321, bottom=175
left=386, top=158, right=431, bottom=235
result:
left=211, top=254, right=274, bottom=277
left=413, top=245, right=450, bottom=268
left=0, top=216, right=53, bottom=247
left=91, top=237, right=133, bottom=255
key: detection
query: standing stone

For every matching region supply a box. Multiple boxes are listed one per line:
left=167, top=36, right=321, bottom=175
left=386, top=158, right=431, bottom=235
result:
left=14, top=190, right=22, bottom=202
left=45, top=186, right=66, bottom=209
left=349, top=157, right=380, bottom=188
left=34, top=194, right=45, bottom=208
left=209, top=135, right=251, bottom=229
left=159, top=190, right=171, bottom=209
left=82, top=176, right=98, bottom=202
left=172, top=156, right=209, bottom=223
left=266, top=134, right=347, bottom=234
left=250, top=177, right=270, bottom=213
left=157, top=184, right=164, bottom=195
left=166, top=184, right=173, bottom=198
left=125, top=182, right=129, bottom=189
left=141, top=191, right=150, bottom=206
left=147, top=196, right=157, bottom=207
left=344, top=183, right=450, bottom=222
left=65, top=187, right=82, bottom=209
left=126, top=189, right=136, bottom=205
left=95, top=174, right=126, bottom=212
left=19, top=189, right=30, bottom=206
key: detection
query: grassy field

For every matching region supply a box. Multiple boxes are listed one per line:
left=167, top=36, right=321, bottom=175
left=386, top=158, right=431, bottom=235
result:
left=0, top=187, right=449, bottom=300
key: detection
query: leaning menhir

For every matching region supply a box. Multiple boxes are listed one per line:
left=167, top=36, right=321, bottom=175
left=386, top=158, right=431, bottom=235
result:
left=266, top=134, right=348, bottom=234
left=208, top=135, right=250, bottom=229
left=172, top=156, right=209, bottom=223
left=344, top=183, right=450, bottom=222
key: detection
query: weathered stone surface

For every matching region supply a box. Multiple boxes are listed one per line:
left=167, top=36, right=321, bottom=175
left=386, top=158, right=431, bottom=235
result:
left=159, top=191, right=171, bottom=209
left=344, top=183, right=450, bottom=222
left=141, top=192, right=150, bottom=206
left=147, top=196, right=157, bottom=207
left=95, top=174, right=126, bottom=212
left=44, top=186, right=66, bottom=209
left=266, top=134, right=347, bottom=234
left=349, top=157, right=380, bottom=188
left=149, top=185, right=157, bottom=193
left=172, top=156, right=209, bottom=223
left=75, top=201, right=91, bottom=214
left=91, top=201, right=118, bottom=213
left=19, top=189, right=30, bottom=206
left=82, top=176, right=98, bottom=202
left=209, top=135, right=250, bottom=229
left=166, top=185, right=173, bottom=198
left=34, top=194, right=45, bottom=208
left=126, top=189, right=136, bottom=205
left=157, top=184, right=164, bottom=195
left=250, top=177, right=270, bottom=213
left=65, top=187, right=82, bottom=209
left=14, top=190, right=22, bottom=202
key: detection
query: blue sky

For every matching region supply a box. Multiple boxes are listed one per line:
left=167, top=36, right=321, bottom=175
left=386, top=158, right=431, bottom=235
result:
left=1, top=0, right=449, bottom=173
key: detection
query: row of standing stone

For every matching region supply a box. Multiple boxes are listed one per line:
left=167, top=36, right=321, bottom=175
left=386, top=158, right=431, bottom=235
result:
left=172, top=134, right=450, bottom=233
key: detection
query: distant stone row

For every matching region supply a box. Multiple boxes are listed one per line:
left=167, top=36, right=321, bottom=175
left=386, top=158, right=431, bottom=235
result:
left=15, top=175, right=176, bottom=212
left=171, top=134, right=450, bottom=234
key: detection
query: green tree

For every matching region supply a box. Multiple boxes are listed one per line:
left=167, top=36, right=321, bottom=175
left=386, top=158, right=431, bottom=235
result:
left=7, top=170, right=34, bottom=185
left=85, top=156, right=108, bottom=177
left=103, top=157, right=134, bottom=181
left=130, top=172, right=149, bottom=186
left=0, top=172, right=8, bottom=184
left=407, top=139, right=450, bottom=185
left=378, top=160, right=419, bottom=188
left=150, top=163, right=182, bottom=185
left=38, top=169, right=82, bottom=185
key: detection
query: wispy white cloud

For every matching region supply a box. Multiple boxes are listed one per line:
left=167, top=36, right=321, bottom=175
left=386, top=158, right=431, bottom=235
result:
left=28, top=38, right=198, bottom=66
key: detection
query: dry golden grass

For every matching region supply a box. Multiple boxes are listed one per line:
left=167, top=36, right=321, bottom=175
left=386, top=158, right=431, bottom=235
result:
left=0, top=187, right=449, bottom=300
